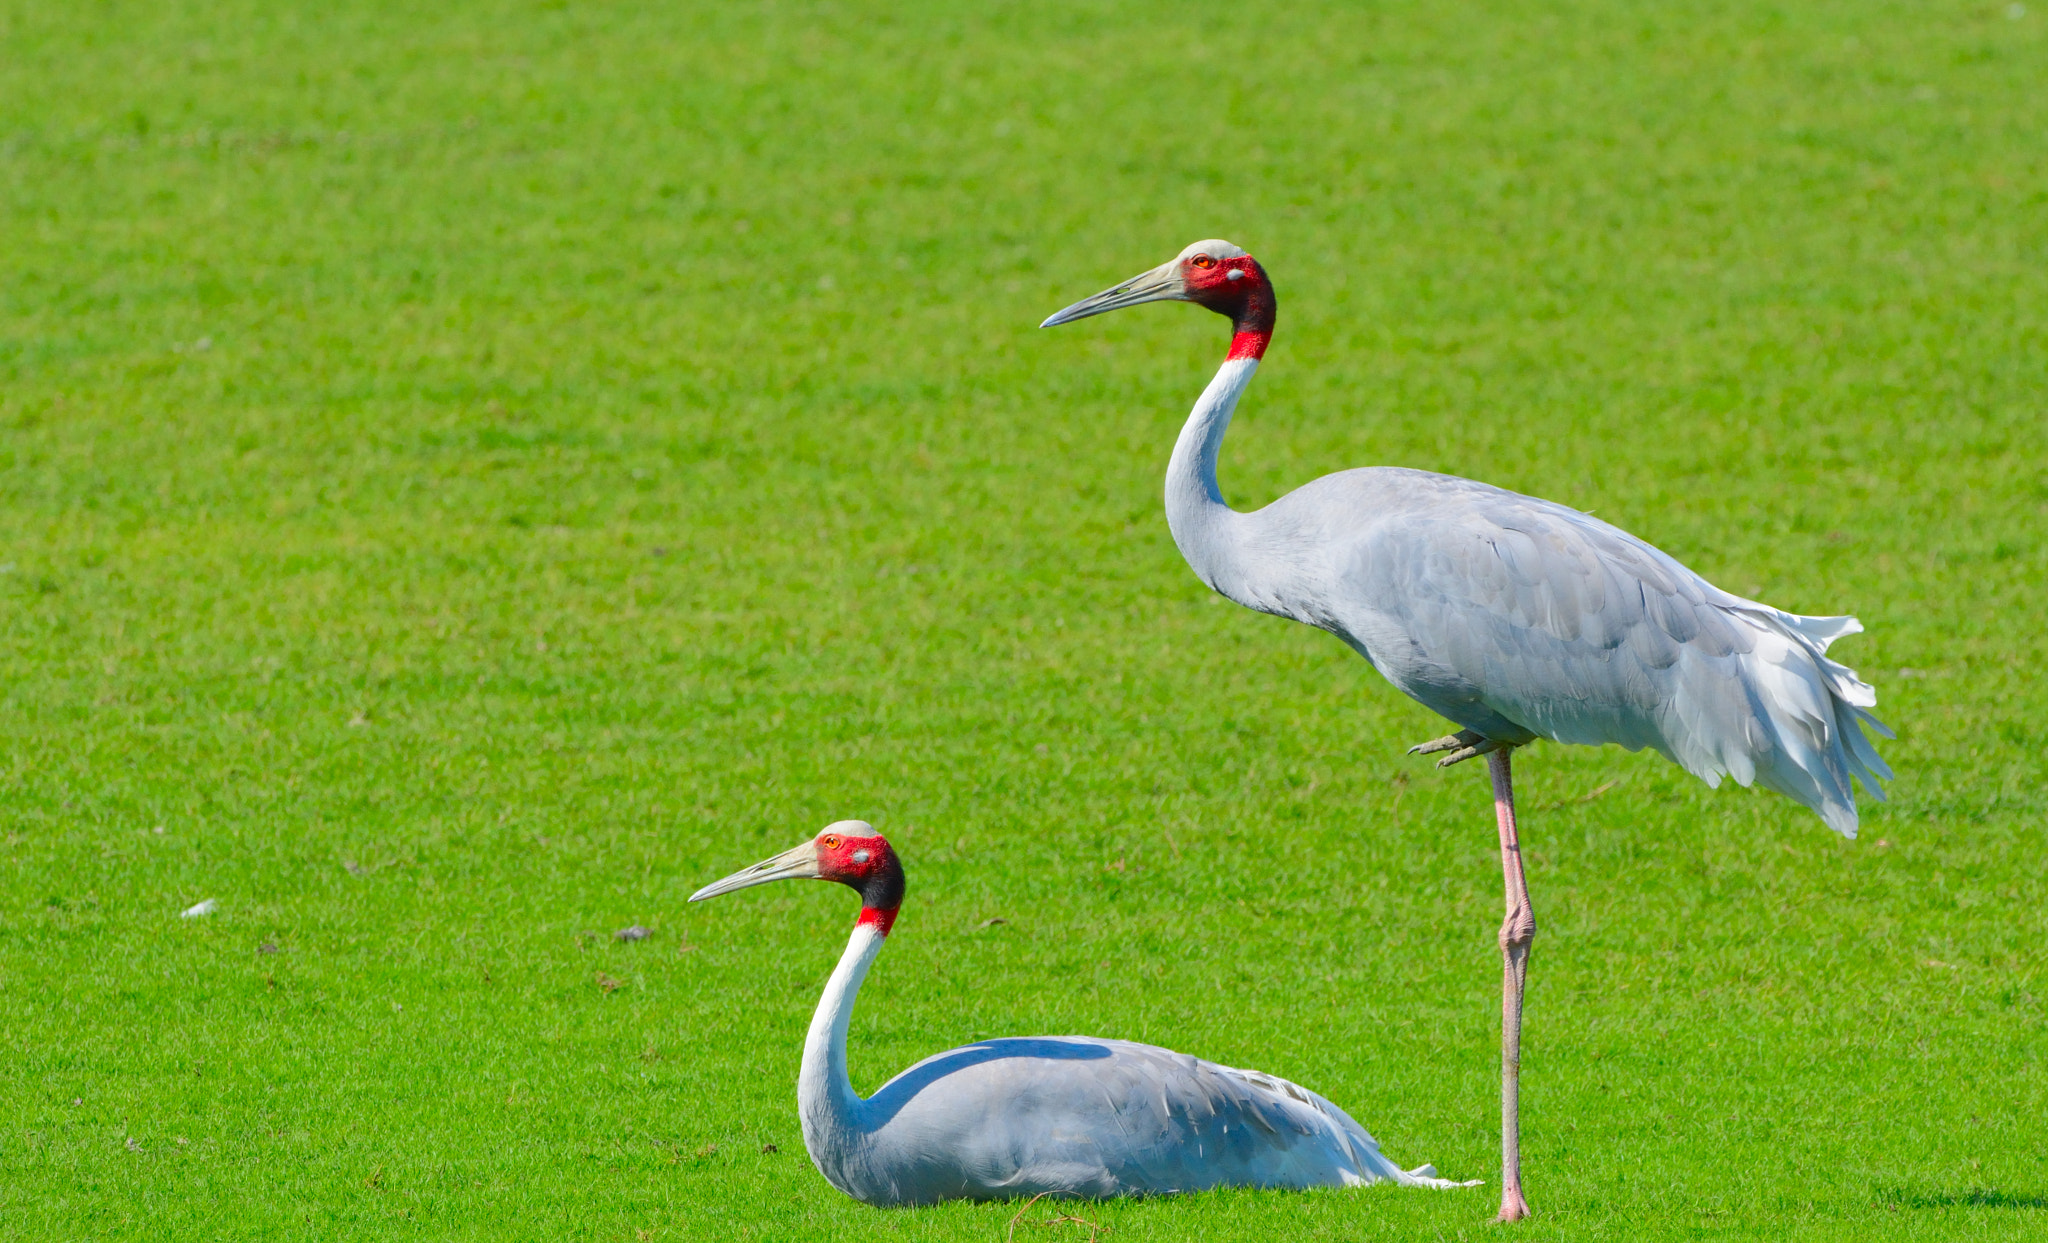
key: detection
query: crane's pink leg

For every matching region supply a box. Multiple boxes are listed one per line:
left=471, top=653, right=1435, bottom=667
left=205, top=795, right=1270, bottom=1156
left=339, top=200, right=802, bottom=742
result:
left=1491, top=748, right=1534, bottom=1222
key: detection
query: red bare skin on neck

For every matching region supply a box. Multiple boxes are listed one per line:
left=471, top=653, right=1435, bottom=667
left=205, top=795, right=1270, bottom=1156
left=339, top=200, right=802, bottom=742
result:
left=816, top=831, right=906, bottom=933
left=1183, top=254, right=1276, bottom=361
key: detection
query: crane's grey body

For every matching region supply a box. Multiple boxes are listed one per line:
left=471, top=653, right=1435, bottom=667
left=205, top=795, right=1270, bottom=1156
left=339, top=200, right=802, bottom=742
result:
left=1042, top=239, right=1891, bottom=1219
left=799, top=922, right=1463, bottom=1206
left=1169, top=359, right=1890, bottom=836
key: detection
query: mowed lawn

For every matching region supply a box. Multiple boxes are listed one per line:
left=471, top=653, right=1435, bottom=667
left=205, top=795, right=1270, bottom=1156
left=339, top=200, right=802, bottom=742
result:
left=3, top=1, right=2044, bottom=1238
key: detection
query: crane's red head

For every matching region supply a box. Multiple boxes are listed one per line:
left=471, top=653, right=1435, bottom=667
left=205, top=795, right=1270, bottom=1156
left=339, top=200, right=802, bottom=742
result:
left=689, top=819, right=907, bottom=934
left=1040, top=239, right=1277, bottom=360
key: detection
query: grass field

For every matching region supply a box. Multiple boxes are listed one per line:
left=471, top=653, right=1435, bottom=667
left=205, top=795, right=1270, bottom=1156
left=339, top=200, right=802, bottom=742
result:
left=4, top=0, right=2046, bottom=1237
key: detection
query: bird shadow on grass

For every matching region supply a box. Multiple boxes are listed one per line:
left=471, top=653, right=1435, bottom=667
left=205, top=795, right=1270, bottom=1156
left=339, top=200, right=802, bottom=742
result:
left=1876, top=1186, right=2048, bottom=1210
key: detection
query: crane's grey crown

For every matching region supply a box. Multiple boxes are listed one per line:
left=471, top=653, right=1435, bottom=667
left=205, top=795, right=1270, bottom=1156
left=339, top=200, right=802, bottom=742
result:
left=1178, top=239, right=1247, bottom=261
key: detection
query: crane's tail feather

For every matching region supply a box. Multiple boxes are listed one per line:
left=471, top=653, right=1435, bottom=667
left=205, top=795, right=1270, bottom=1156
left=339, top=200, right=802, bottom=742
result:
left=1224, top=1066, right=1482, bottom=1190
left=1780, top=612, right=1863, bottom=650
left=1297, top=1083, right=1478, bottom=1189
left=1716, top=605, right=1892, bottom=838
left=1402, top=1164, right=1485, bottom=1189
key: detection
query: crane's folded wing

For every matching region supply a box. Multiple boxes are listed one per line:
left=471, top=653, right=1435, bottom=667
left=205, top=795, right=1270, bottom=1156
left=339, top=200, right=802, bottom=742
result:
left=1293, top=468, right=1889, bottom=834
left=853, top=1036, right=1428, bottom=1201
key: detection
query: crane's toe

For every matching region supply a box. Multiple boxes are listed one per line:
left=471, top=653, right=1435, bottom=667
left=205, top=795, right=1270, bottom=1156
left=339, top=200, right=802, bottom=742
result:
left=1407, top=729, right=1502, bottom=768
left=1407, top=729, right=1479, bottom=756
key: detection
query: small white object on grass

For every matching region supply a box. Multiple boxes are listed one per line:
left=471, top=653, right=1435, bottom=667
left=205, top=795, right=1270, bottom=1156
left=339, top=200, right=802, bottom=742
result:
left=181, top=899, right=217, bottom=918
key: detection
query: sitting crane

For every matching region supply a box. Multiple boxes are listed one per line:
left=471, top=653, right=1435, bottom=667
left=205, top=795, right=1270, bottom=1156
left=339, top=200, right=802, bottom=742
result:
left=1040, top=241, right=1891, bottom=1220
left=690, top=822, right=1478, bottom=1206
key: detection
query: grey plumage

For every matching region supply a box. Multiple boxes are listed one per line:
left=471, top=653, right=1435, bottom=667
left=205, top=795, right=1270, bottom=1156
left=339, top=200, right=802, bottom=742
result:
left=1167, top=361, right=1891, bottom=837
left=1043, top=238, right=1892, bottom=1220
left=823, top=1033, right=1452, bottom=1205
left=690, top=825, right=1474, bottom=1207
left=1227, top=465, right=1892, bottom=835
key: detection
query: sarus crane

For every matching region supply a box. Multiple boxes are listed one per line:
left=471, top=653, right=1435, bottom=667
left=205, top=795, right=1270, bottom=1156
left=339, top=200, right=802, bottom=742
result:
left=1041, top=240, right=1891, bottom=1221
left=689, top=821, right=1478, bottom=1205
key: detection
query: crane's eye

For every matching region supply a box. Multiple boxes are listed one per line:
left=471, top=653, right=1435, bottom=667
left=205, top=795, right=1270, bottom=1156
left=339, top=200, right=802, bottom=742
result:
left=822, top=835, right=841, bottom=849
left=1191, top=255, right=1216, bottom=269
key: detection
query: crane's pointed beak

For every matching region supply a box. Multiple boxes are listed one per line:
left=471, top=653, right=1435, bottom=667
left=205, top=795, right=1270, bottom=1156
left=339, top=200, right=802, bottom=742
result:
left=1040, top=260, right=1186, bottom=328
left=689, top=840, right=822, bottom=902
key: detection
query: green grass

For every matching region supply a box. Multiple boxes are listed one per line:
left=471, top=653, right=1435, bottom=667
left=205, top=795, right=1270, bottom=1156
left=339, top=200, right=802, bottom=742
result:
left=3, top=0, right=2045, bottom=1237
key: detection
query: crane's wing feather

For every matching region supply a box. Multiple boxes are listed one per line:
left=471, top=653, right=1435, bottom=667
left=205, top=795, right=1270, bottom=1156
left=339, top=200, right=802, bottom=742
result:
left=855, top=1036, right=1470, bottom=1203
left=1273, top=469, right=1889, bottom=835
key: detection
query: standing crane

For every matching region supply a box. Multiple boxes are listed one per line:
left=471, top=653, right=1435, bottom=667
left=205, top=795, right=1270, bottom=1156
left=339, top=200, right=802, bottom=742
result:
left=1041, top=241, right=1891, bottom=1221
left=689, top=821, right=1478, bottom=1205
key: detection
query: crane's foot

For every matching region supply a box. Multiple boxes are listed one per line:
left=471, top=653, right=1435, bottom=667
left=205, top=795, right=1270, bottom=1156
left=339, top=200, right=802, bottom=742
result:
left=1407, top=729, right=1502, bottom=768
left=1495, top=1185, right=1532, bottom=1222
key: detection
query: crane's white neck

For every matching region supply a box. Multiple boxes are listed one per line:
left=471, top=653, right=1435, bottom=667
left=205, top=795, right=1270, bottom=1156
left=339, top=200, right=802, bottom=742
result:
left=1165, top=356, right=1258, bottom=598
left=797, top=918, right=887, bottom=1186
